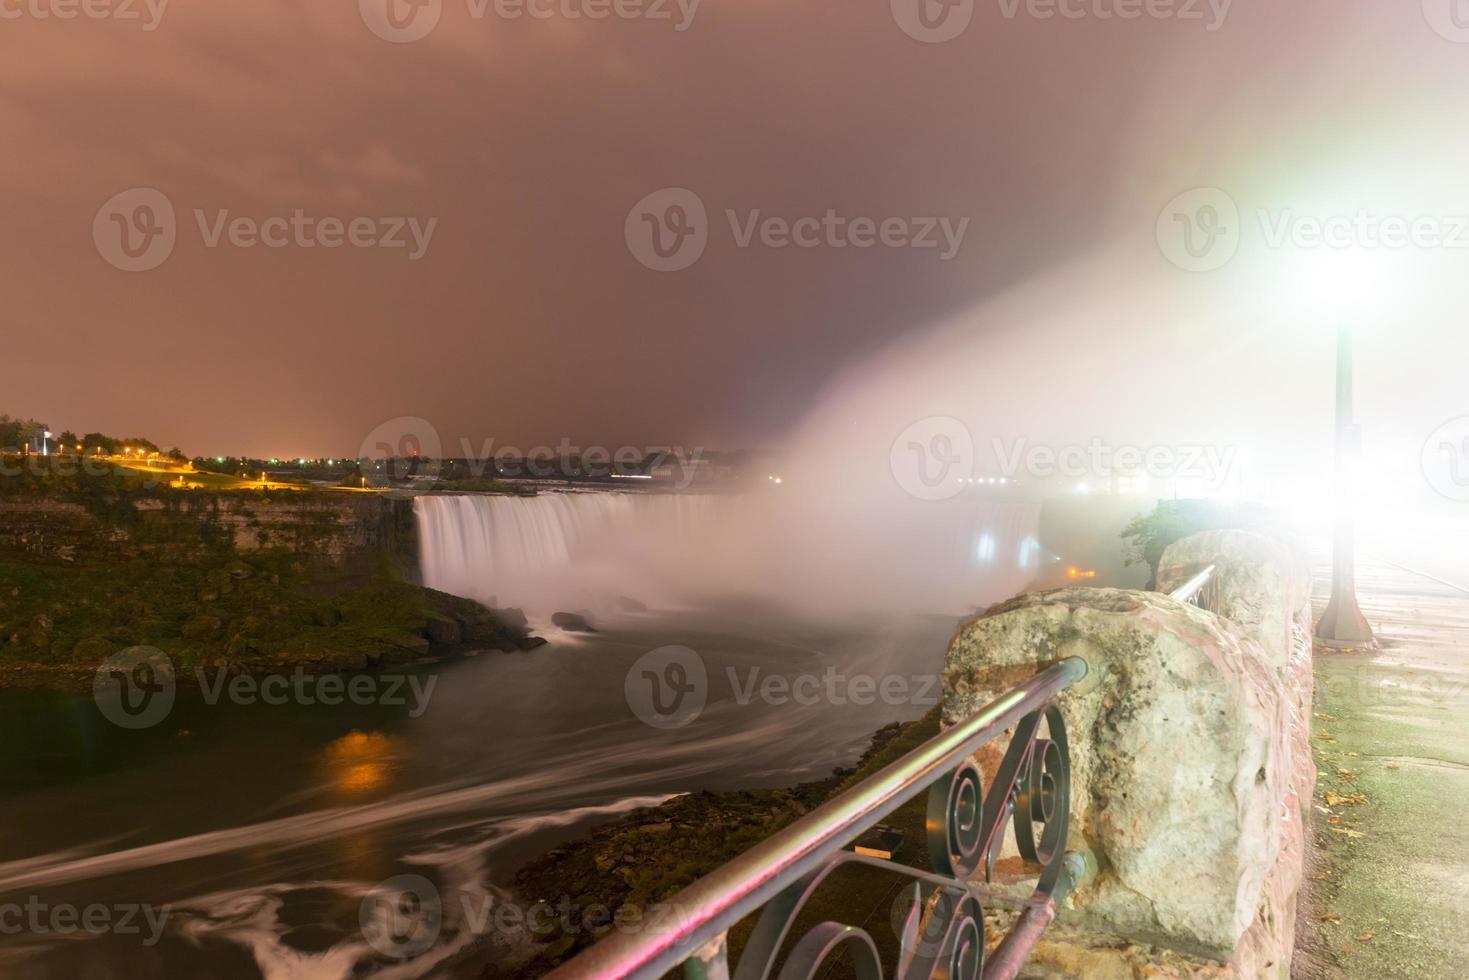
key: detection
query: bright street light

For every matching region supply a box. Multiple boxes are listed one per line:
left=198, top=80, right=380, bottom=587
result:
left=1301, top=248, right=1381, bottom=649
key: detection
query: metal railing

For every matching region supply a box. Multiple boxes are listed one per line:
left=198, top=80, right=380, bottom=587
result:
left=547, top=657, right=1089, bottom=980
left=1168, top=564, right=1219, bottom=612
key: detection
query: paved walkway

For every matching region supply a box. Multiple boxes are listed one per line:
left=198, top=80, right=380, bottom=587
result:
left=1297, top=559, right=1469, bottom=977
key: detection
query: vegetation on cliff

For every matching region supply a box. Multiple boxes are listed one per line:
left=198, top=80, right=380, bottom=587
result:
left=0, top=552, right=525, bottom=681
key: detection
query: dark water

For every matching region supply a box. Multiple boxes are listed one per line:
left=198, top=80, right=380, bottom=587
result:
left=0, top=606, right=957, bottom=979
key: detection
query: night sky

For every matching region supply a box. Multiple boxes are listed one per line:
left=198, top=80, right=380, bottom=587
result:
left=6, top=0, right=1468, bottom=460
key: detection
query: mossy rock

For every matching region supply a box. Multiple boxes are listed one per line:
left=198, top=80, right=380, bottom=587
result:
left=181, top=615, right=223, bottom=639
left=74, top=636, right=116, bottom=662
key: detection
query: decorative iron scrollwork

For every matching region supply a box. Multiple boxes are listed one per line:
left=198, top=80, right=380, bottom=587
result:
left=724, top=706, right=1074, bottom=980
left=547, top=657, right=1090, bottom=980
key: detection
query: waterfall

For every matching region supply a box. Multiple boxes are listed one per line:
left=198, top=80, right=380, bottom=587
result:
left=416, top=491, right=1044, bottom=618
left=415, top=493, right=725, bottom=614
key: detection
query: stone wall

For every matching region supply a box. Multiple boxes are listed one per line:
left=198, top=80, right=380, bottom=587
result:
left=942, top=531, right=1314, bottom=978
left=1157, top=531, right=1316, bottom=980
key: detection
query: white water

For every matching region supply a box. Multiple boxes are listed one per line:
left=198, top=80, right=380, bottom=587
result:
left=415, top=490, right=1043, bottom=616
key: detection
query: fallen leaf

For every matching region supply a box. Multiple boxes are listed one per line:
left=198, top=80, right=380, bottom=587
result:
left=1346, top=752, right=1360, bottom=758
left=1328, top=815, right=1342, bottom=825
left=1315, top=713, right=1336, bottom=721
left=1330, top=828, right=1366, bottom=839
left=1313, top=872, right=1331, bottom=881
left=1326, top=792, right=1370, bottom=807
left=1338, top=769, right=1357, bottom=781
left=1317, top=732, right=1337, bottom=742
left=1313, top=913, right=1342, bottom=923
left=1356, top=931, right=1375, bottom=943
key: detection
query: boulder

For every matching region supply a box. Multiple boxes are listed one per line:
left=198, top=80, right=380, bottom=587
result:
left=422, top=613, right=463, bottom=645
left=1155, top=531, right=1311, bottom=673
left=943, top=588, right=1290, bottom=961
left=552, top=611, right=596, bottom=633
left=496, top=607, right=530, bottom=630
left=1157, top=531, right=1316, bottom=820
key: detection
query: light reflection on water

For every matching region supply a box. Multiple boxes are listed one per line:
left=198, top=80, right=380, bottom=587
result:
left=322, top=731, right=397, bottom=796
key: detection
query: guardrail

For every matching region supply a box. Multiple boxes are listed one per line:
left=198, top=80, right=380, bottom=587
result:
left=547, top=657, right=1090, bottom=980
left=1168, top=564, right=1219, bottom=612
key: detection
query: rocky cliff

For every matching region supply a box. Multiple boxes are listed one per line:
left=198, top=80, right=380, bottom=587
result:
left=0, top=489, right=418, bottom=571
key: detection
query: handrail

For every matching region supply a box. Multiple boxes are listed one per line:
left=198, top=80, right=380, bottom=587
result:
left=547, top=656, right=1090, bottom=980
left=1168, top=564, right=1218, bottom=610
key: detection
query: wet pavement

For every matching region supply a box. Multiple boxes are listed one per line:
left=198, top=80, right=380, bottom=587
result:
left=1298, top=558, right=1469, bottom=978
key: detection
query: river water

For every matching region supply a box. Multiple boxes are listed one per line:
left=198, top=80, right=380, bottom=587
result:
left=0, top=610, right=965, bottom=979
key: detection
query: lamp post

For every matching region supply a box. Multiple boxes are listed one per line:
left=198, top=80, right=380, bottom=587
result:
left=1315, top=323, right=1374, bottom=648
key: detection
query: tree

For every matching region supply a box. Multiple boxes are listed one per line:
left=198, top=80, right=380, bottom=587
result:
left=81, top=432, right=120, bottom=454
left=0, top=416, right=44, bottom=452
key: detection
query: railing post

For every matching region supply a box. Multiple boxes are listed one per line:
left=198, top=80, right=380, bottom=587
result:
left=682, top=933, right=730, bottom=980
left=1168, top=564, right=1218, bottom=610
